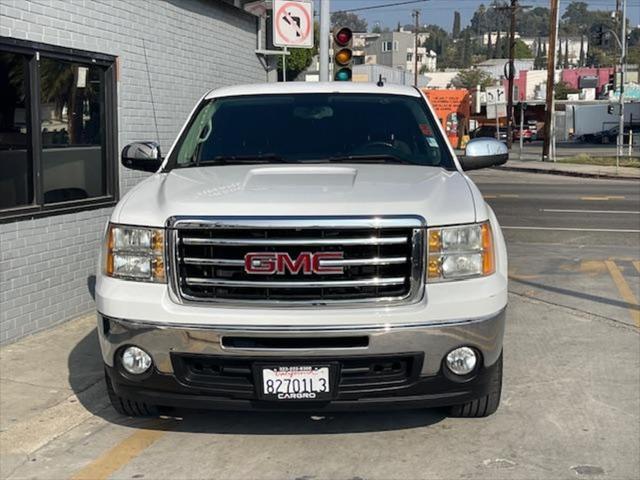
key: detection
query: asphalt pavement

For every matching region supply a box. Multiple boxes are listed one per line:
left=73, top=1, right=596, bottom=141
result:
left=1, top=169, right=639, bottom=480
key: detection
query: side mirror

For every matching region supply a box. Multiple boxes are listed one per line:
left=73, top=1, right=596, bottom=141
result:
left=121, top=142, right=163, bottom=172
left=459, top=138, right=508, bottom=171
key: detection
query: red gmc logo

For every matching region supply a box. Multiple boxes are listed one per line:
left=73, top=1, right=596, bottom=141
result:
left=244, top=252, right=344, bottom=275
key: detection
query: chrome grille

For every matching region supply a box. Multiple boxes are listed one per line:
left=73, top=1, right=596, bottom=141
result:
left=168, top=217, right=425, bottom=306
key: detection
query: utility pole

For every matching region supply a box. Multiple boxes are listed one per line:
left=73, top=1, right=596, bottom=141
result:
left=319, top=0, right=330, bottom=81
left=542, top=0, right=559, bottom=161
left=506, top=1, right=517, bottom=149
left=617, top=0, right=627, bottom=166
left=412, top=9, right=420, bottom=86
left=495, top=1, right=530, bottom=150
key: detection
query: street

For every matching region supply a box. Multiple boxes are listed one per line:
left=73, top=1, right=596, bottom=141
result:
left=1, top=169, right=639, bottom=480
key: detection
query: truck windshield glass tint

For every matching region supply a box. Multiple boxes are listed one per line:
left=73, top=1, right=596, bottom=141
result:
left=174, top=94, right=453, bottom=169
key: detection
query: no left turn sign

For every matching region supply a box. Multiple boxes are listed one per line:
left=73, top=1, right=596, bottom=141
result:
left=273, top=0, right=314, bottom=48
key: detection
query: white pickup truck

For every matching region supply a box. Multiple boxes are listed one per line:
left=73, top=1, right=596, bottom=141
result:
left=96, top=82, right=508, bottom=417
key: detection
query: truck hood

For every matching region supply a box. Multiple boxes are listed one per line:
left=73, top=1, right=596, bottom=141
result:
left=114, top=164, right=477, bottom=227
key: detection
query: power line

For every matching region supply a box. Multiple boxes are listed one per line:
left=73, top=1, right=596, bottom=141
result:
left=332, top=0, right=429, bottom=14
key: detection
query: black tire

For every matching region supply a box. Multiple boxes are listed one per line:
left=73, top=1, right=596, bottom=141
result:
left=105, top=370, right=158, bottom=417
left=448, top=354, right=502, bottom=418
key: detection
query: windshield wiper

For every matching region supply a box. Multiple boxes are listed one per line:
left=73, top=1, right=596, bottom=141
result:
left=323, top=154, right=415, bottom=165
left=200, top=154, right=290, bottom=165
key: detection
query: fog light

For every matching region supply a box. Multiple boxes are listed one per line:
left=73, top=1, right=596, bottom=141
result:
left=121, top=346, right=152, bottom=375
left=446, top=347, right=477, bottom=375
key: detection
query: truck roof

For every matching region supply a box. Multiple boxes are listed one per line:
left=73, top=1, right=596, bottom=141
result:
left=205, top=81, right=422, bottom=100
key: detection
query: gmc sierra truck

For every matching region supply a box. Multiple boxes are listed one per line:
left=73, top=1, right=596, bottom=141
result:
left=97, top=82, right=508, bottom=417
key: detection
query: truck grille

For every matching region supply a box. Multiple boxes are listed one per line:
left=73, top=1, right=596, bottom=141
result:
left=168, top=217, right=425, bottom=306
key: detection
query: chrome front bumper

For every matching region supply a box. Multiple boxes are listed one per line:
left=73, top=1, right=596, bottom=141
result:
left=98, top=308, right=505, bottom=377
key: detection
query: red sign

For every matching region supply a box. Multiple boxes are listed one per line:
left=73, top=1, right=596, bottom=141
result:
left=273, top=0, right=313, bottom=48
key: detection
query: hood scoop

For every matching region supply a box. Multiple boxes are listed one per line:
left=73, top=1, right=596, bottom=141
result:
left=243, top=166, right=357, bottom=191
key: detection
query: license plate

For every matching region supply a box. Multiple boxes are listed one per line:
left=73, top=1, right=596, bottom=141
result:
left=258, top=365, right=332, bottom=401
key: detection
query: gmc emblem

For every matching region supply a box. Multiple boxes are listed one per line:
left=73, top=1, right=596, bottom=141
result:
left=244, top=252, right=344, bottom=275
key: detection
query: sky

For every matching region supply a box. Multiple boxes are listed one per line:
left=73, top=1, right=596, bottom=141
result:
left=327, top=0, right=640, bottom=32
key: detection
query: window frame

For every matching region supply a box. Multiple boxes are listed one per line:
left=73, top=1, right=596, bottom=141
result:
left=0, top=37, right=118, bottom=223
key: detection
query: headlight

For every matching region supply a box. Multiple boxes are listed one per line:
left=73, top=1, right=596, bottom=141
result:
left=104, top=224, right=165, bottom=283
left=427, top=222, right=495, bottom=282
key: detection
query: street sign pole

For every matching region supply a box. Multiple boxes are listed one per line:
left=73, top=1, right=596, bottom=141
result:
left=282, top=46, right=287, bottom=82
left=319, top=0, right=330, bottom=81
left=617, top=0, right=627, bottom=169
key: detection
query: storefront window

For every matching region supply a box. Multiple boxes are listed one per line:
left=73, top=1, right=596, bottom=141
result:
left=0, top=38, right=117, bottom=221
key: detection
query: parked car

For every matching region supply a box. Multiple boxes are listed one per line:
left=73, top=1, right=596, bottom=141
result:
left=471, top=125, right=509, bottom=143
left=97, top=83, right=508, bottom=418
left=513, top=127, right=534, bottom=143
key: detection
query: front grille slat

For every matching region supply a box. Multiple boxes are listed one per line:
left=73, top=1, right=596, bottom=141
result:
left=171, top=218, right=424, bottom=306
left=184, top=277, right=407, bottom=288
left=181, top=236, right=409, bottom=246
left=182, top=256, right=408, bottom=267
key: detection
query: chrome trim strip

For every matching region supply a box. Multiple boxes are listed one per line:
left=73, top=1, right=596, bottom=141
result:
left=183, top=258, right=244, bottom=266
left=167, top=215, right=426, bottom=229
left=184, top=277, right=406, bottom=288
left=103, top=308, right=506, bottom=333
left=321, top=256, right=407, bottom=267
left=182, top=256, right=408, bottom=267
left=181, top=236, right=409, bottom=246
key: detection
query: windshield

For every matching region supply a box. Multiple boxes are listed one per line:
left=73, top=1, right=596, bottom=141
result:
left=169, top=93, right=454, bottom=169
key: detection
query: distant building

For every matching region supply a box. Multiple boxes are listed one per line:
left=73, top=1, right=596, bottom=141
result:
left=520, top=36, right=588, bottom=67
left=476, top=58, right=535, bottom=80
left=507, top=67, right=614, bottom=101
left=363, top=31, right=437, bottom=73
left=423, top=71, right=461, bottom=89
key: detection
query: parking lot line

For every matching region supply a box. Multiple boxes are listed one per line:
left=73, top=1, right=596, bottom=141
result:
left=541, top=209, right=640, bottom=215
left=502, top=226, right=640, bottom=233
left=604, top=260, right=640, bottom=327
left=70, top=421, right=170, bottom=480
left=580, top=196, right=626, bottom=201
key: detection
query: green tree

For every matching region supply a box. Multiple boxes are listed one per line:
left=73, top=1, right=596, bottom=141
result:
left=423, top=24, right=450, bottom=57
left=462, top=31, right=472, bottom=66
left=554, top=80, right=580, bottom=99
left=330, top=12, right=367, bottom=31
left=519, top=7, right=550, bottom=36
left=278, top=22, right=318, bottom=81
left=453, top=11, right=461, bottom=38
left=534, top=38, right=544, bottom=68
left=556, top=40, right=563, bottom=68
left=451, top=68, right=495, bottom=90
left=494, top=30, right=502, bottom=58
left=514, top=39, right=533, bottom=59
left=563, top=38, right=570, bottom=68
left=579, top=35, right=585, bottom=66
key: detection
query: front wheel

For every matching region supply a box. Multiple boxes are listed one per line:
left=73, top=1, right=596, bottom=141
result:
left=448, top=354, right=502, bottom=418
left=105, top=369, right=158, bottom=417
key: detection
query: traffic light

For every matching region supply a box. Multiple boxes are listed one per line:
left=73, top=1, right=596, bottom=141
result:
left=333, top=26, right=353, bottom=81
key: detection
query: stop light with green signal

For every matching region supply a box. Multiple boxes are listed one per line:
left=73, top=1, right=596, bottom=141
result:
left=333, top=27, right=353, bottom=81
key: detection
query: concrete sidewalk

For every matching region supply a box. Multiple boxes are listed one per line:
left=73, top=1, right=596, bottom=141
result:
left=499, top=159, right=640, bottom=180
left=0, top=314, right=108, bottom=477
